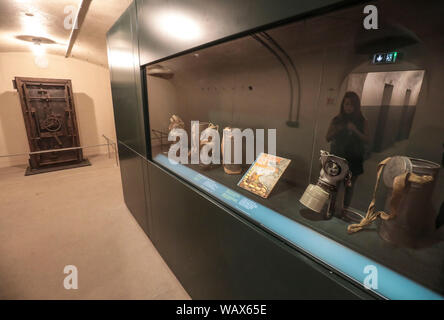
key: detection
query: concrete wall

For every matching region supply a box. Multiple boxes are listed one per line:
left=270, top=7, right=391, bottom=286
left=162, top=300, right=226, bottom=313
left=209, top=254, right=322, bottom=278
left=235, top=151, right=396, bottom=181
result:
left=0, top=52, right=116, bottom=168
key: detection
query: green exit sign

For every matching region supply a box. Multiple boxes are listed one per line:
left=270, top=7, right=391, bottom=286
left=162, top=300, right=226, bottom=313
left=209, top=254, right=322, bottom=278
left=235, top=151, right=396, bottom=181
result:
left=373, top=52, right=398, bottom=64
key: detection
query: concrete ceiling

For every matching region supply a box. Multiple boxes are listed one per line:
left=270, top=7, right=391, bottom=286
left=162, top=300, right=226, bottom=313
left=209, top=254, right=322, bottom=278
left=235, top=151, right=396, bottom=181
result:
left=0, top=0, right=133, bottom=67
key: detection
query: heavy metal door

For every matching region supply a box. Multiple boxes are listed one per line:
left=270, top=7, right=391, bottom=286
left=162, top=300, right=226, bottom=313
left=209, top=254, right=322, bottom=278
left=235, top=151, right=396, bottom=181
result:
left=14, top=77, right=89, bottom=175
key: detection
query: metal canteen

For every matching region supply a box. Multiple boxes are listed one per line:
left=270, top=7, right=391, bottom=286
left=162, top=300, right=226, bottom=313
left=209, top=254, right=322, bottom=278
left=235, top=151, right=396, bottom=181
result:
left=382, top=156, right=412, bottom=188
left=378, top=157, right=441, bottom=248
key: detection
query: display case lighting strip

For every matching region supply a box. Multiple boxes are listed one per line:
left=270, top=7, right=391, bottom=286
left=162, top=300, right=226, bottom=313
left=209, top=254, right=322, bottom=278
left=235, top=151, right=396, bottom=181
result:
left=154, top=154, right=443, bottom=300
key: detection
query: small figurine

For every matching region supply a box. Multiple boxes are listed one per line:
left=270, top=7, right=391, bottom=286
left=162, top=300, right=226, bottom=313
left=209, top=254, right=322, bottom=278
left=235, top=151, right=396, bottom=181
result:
left=168, top=115, right=185, bottom=131
left=198, top=122, right=219, bottom=170
left=168, top=115, right=186, bottom=157
left=221, top=127, right=242, bottom=175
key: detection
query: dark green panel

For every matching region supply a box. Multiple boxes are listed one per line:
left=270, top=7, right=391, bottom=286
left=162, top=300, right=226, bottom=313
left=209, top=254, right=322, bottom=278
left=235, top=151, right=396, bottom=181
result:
left=107, top=2, right=147, bottom=156
left=148, top=161, right=375, bottom=299
left=142, top=160, right=153, bottom=238
left=118, top=142, right=149, bottom=235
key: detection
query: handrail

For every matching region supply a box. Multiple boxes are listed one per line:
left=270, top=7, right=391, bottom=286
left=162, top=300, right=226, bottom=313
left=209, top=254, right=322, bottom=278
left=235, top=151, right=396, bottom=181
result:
left=0, top=135, right=119, bottom=166
left=102, top=134, right=119, bottom=166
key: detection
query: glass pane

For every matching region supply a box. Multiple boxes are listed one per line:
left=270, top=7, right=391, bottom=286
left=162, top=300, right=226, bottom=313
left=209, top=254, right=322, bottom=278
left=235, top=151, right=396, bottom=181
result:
left=145, top=0, right=444, bottom=298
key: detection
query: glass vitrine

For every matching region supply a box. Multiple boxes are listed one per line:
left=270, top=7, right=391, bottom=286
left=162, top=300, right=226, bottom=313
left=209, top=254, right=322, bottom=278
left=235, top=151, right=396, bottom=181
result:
left=145, top=0, right=444, bottom=299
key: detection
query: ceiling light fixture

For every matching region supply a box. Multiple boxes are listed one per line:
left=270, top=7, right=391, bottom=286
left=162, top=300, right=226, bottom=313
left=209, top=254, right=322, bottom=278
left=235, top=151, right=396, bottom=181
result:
left=155, top=11, right=202, bottom=41
left=32, top=40, right=45, bottom=57
left=16, top=35, right=56, bottom=45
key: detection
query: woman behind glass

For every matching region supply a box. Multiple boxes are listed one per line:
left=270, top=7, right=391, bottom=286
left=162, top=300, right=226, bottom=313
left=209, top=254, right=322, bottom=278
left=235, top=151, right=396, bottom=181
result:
left=326, top=91, right=369, bottom=208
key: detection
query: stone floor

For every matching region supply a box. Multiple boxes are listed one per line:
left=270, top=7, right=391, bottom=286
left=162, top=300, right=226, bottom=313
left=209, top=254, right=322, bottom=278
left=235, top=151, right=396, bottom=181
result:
left=0, top=155, right=190, bottom=300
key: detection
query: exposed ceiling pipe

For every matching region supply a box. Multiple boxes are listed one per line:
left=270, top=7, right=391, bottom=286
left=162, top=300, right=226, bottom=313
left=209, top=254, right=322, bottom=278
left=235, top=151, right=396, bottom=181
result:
left=260, top=32, right=302, bottom=128
left=65, top=0, right=93, bottom=58
left=252, top=32, right=301, bottom=128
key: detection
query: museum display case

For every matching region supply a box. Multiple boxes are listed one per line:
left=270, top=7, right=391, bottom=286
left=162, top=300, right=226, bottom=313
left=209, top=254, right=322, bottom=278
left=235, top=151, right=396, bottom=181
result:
left=143, top=0, right=444, bottom=298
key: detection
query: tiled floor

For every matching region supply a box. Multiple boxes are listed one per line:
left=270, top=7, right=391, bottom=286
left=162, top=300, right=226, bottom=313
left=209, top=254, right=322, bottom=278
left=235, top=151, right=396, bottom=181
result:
left=0, top=155, right=190, bottom=299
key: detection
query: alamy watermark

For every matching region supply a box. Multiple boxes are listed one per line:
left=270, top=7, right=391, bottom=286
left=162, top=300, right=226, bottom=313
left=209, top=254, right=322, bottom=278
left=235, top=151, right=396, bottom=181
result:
left=63, top=265, right=78, bottom=290
left=363, top=5, right=378, bottom=30
left=168, top=121, right=276, bottom=165
left=363, top=265, right=378, bottom=290
left=64, top=5, right=78, bottom=30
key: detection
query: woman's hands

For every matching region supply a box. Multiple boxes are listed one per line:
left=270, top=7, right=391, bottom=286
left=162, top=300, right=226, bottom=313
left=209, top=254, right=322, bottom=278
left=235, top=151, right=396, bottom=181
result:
left=347, top=121, right=370, bottom=143
left=347, top=122, right=358, bottom=133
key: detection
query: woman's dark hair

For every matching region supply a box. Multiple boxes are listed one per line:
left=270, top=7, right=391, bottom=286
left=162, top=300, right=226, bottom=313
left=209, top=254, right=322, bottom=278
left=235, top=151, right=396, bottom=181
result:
left=336, top=91, right=365, bottom=127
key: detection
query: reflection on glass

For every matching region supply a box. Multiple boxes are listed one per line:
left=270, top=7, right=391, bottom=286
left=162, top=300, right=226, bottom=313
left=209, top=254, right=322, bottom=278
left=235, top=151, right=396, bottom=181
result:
left=326, top=91, right=369, bottom=209
left=153, top=11, right=202, bottom=41
left=346, top=71, right=425, bottom=153
left=337, top=71, right=426, bottom=213
left=145, top=0, right=444, bottom=296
